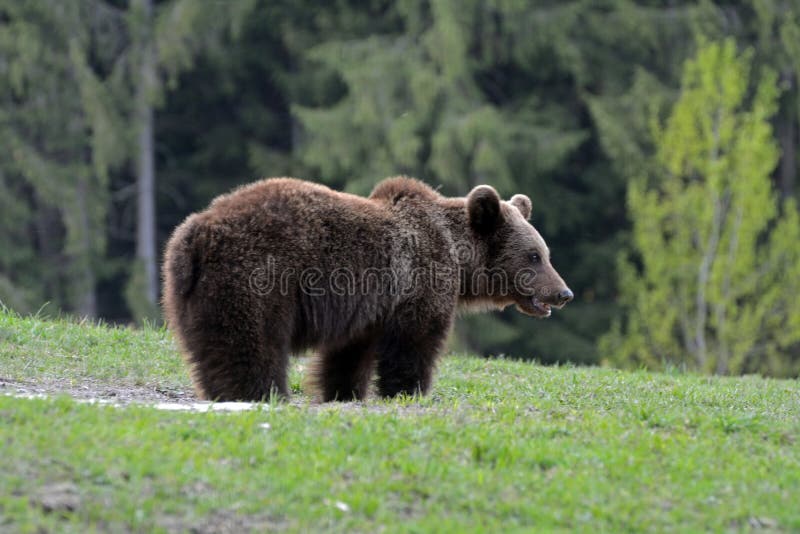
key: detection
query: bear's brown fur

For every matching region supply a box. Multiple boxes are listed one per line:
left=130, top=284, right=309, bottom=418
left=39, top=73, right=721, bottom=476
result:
left=162, top=176, right=572, bottom=401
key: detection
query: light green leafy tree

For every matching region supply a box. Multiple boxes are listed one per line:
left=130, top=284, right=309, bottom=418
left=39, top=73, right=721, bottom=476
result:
left=601, top=39, right=800, bottom=377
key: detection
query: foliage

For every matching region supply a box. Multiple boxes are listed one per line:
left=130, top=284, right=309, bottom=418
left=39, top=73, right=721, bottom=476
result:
left=601, top=40, right=800, bottom=377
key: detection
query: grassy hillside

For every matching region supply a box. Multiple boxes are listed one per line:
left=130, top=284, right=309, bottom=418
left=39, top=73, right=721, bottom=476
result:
left=0, top=310, right=798, bottom=532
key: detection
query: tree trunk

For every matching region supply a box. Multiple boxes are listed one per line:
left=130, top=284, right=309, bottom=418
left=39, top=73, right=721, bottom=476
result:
left=33, top=200, right=63, bottom=311
left=695, top=116, right=720, bottom=370
left=75, top=176, right=97, bottom=318
left=135, top=0, right=158, bottom=308
left=714, top=207, right=743, bottom=375
left=778, top=94, right=796, bottom=198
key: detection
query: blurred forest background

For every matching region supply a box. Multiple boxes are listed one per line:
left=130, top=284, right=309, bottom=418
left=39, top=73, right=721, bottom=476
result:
left=2, top=0, right=799, bottom=376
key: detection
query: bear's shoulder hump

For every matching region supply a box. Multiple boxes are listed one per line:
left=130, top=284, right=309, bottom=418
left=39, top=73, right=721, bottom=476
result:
left=369, top=176, right=441, bottom=205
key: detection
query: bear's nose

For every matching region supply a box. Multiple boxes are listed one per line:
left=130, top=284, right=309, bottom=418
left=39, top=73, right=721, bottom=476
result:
left=556, top=288, right=573, bottom=305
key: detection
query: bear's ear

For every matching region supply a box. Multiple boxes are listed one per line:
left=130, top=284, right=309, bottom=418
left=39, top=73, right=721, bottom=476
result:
left=467, top=185, right=502, bottom=232
left=509, top=194, right=532, bottom=220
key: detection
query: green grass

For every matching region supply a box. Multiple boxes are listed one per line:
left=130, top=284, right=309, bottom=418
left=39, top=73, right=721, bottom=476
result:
left=1, top=310, right=799, bottom=532
left=0, top=309, right=188, bottom=390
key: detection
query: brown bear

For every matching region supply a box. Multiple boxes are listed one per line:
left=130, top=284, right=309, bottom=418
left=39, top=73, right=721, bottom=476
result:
left=162, top=176, right=572, bottom=402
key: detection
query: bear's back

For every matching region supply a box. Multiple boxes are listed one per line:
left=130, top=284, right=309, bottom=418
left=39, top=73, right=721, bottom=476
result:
left=206, top=177, right=372, bottom=220
left=192, top=178, right=394, bottom=259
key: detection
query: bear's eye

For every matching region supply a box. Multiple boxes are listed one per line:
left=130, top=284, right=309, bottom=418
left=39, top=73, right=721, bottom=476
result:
left=529, top=252, right=541, bottom=264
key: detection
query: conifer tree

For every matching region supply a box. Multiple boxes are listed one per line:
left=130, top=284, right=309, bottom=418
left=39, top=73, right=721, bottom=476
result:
left=76, top=0, right=253, bottom=320
left=0, top=1, right=121, bottom=316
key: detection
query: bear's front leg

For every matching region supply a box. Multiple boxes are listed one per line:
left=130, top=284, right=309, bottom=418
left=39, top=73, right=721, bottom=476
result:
left=312, top=334, right=377, bottom=402
left=375, top=311, right=452, bottom=398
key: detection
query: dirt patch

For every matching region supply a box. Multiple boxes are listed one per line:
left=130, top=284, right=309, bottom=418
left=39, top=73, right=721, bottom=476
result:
left=0, top=375, right=461, bottom=415
left=30, top=482, right=81, bottom=516
left=158, top=509, right=291, bottom=533
left=0, top=376, right=194, bottom=405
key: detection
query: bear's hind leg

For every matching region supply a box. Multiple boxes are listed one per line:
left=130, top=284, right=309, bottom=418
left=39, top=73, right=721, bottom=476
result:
left=189, top=346, right=289, bottom=402
left=184, top=321, right=290, bottom=402
left=311, top=335, right=376, bottom=402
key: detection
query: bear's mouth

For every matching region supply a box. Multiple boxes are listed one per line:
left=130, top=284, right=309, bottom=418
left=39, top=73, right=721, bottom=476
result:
left=530, top=297, right=551, bottom=317
left=516, top=296, right=551, bottom=318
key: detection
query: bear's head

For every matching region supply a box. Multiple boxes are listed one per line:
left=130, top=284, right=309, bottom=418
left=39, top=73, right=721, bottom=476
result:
left=461, top=185, right=573, bottom=318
